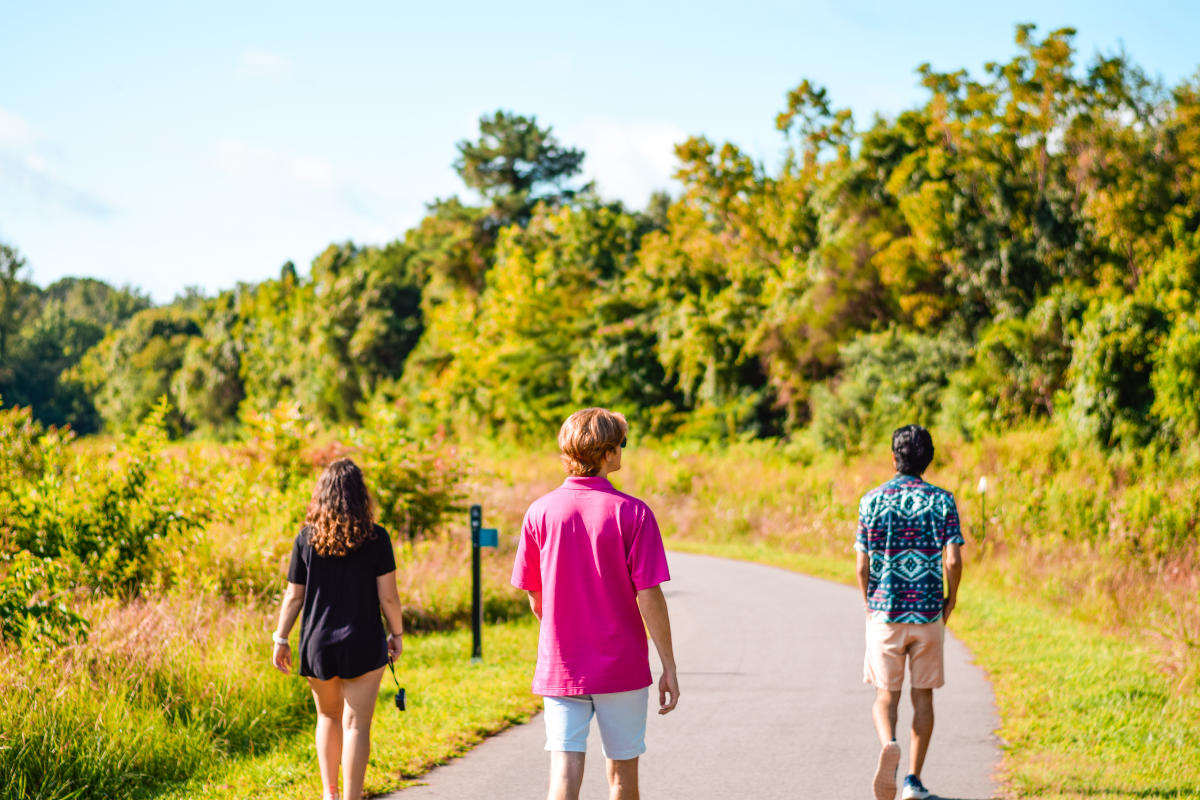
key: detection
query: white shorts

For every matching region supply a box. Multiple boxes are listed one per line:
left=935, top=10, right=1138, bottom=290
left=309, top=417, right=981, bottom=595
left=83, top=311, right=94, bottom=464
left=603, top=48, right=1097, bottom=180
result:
left=543, top=687, right=649, bottom=760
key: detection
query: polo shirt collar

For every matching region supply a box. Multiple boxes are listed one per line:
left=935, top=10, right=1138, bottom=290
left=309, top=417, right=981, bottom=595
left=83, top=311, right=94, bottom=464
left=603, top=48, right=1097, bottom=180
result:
left=563, top=476, right=613, bottom=490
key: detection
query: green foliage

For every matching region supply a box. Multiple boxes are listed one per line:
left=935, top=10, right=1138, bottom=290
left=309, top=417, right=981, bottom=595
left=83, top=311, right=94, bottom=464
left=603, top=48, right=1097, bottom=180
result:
left=0, top=551, right=89, bottom=646
left=809, top=328, right=968, bottom=451
left=240, top=401, right=316, bottom=493
left=236, top=243, right=423, bottom=424
left=346, top=402, right=465, bottom=540
left=0, top=241, right=31, bottom=363
left=71, top=306, right=201, bottom=434
left=954, top=287, right=1086, bottom=432
left=0, top=400, right=56, bottom=487
left=406, top=198, right=659, bottom=438
left=1066, top=295, right=1166, bottom=447
left=173, top=291, right=244, bottom=433
left=1151, top=310, right=1200, bottom=442
left=6, top=398, right=209, bottom=594
left=455, top=110, right=585, bottom=227
left=8, top=25, right=1200, bottom=452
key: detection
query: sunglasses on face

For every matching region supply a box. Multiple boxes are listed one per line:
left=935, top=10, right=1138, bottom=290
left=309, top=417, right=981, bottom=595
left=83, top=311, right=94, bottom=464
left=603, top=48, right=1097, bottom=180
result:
left=620, top=437, right=627, bottom=449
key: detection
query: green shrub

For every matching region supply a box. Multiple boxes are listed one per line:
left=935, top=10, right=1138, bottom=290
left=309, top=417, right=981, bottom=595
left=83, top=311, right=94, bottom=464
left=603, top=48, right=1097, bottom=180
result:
left=954, top=288, right=1084, bottom=432
left=6, top=398, right=209, bottom=594
left=347, top=402, right=466, bottom=539
left=0, top=401, right=59, bottom=486
left=809, top=327, right=967, bottom=451
left=239, top=401, right=316, bottom=493
left=1066, top=294, right=1166, bottom=447
left=0, top=551, right=88, bottom=646
left=1151, top=310, right=1200, bottom=442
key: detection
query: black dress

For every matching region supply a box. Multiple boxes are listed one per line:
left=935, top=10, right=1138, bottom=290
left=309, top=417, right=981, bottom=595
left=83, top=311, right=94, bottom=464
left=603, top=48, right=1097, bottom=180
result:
left=287, top=523, right=397, bottom=680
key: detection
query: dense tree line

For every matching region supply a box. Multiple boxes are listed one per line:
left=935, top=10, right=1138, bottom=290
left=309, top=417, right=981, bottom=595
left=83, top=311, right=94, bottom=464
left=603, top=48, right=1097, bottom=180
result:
left=4, top=26, right=1199, bottom=448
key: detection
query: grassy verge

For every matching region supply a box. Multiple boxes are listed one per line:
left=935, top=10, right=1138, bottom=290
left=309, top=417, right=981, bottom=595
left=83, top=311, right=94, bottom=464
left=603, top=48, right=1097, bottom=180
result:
left=159, top=618, right=541, bottom=800
left=0, top=613, right=539, bottom=800
left=667, top=537, right=1200, bottom=799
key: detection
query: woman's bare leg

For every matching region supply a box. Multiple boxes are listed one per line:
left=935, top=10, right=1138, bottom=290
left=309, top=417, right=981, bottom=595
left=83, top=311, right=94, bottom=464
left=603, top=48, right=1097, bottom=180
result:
left=341, top=666, right=385, bottom=800
left=308, top=677, right=345, bottom=799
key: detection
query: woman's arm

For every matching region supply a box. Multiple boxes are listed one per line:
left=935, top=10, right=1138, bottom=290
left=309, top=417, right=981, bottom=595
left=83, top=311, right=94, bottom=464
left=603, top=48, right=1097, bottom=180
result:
left=271, top=581, right=305, bottom=673
left=377, top=570, right=405, bottom=660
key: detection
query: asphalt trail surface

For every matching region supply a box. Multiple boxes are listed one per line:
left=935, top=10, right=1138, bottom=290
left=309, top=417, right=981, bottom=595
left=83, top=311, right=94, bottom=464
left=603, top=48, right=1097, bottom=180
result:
left=389, top=552, right=999, bottom=799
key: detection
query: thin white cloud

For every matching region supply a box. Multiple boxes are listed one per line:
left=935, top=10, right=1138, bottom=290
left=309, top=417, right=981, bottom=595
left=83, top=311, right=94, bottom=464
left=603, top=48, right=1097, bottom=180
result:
left=0, top=155, right=113, bottom=218
left=238, top=48, right=293, bottom=80
left=566, top=119, right=687, bottom=209
left=0, top=106, right=112, bottom=219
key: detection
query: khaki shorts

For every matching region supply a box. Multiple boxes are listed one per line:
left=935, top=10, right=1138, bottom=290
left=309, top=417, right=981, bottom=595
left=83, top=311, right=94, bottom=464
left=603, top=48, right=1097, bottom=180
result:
left=863, top=618, right=945, bottom=690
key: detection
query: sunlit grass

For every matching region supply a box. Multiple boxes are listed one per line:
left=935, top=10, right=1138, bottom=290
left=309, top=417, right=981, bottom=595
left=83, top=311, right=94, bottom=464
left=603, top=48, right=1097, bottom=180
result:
left=158, top=619, right=541, bottom=800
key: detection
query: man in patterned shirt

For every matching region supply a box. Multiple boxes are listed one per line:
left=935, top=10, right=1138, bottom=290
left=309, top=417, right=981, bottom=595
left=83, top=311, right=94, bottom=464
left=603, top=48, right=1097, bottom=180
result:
left=856, top=424, right=964, bottom=800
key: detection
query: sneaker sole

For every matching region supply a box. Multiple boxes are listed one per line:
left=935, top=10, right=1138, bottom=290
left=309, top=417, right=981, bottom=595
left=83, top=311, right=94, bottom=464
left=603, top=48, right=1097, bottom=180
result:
left=874, top=742, right=901, bottom=800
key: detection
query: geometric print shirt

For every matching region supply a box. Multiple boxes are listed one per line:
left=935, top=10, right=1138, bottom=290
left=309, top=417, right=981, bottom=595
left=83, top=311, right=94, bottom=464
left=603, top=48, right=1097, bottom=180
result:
left=855, top=474, right=964, bottom=624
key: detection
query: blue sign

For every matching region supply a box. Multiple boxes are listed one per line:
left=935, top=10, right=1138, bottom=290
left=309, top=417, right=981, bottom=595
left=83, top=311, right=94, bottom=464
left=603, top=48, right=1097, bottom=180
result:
left=476, top=528, right=498, bottom=548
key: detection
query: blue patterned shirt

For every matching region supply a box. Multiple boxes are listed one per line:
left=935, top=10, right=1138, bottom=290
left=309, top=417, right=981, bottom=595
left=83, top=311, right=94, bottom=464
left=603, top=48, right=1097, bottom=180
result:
left=855, top=474, right=964, bottom=624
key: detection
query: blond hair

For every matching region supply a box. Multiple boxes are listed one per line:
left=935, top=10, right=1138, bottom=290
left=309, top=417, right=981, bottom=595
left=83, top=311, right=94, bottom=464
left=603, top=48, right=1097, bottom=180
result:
left=558, top=408, right=628, bottom=477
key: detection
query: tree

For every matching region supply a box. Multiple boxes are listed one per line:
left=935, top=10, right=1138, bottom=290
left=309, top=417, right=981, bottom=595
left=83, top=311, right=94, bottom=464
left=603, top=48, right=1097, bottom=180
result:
left=173, top=291, right=245, bottom=432
left=1066, top=294, right=1167, bottom=447
left=71, top=306, right=202, bottom=433
left=454, top=111, right=585, bottom=228
left=0, top=243, right=31, bottom=362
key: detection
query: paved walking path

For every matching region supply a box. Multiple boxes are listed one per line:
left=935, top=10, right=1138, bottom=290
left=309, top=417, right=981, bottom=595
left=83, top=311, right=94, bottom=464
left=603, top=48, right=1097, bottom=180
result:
left=388, top=552, right=999, bottom=799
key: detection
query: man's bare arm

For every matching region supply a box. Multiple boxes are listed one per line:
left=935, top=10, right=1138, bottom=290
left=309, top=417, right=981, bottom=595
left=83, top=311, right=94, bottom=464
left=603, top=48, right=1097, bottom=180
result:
left=636, top=585, right=679, bottom=715
left=856, top=550, right=871, bottom=609
left=527, top=590, right=542, bottom=620
left=943, top=542, right=963, bottom=623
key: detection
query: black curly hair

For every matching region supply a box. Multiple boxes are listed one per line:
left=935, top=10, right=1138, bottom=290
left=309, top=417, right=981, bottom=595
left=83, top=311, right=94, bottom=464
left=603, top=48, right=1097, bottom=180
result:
left=892, top=424, right=934, bottom=476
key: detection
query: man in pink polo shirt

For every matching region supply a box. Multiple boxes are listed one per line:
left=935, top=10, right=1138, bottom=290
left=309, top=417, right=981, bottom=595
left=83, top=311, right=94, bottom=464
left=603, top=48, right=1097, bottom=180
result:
left=512, top=407, right=679, bottom=800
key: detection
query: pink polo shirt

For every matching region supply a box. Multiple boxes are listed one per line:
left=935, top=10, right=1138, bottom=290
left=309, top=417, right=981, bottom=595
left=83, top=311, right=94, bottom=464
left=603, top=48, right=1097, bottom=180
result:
left=511, top=476, right=671, bottom=696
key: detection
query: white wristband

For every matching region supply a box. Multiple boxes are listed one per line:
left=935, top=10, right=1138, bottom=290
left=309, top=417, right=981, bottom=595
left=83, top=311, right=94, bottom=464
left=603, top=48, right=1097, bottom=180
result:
left=387, top=633, right=401, bottom=642
left=272, top=634, right=289, bottom=646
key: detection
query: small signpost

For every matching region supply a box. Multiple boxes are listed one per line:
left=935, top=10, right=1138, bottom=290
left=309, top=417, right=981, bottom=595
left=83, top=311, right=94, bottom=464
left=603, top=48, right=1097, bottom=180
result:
left=469, top=504, right=498, bottom=662
left=977, top=476, right=988, bottom=542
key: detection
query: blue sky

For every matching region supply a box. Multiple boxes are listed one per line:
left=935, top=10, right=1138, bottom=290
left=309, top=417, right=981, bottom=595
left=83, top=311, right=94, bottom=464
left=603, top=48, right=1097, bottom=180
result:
left=3, top=0, right=1198, bottom=302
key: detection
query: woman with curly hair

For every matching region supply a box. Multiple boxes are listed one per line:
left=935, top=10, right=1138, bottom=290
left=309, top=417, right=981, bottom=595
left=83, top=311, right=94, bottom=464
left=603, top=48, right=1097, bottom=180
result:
left=271, top=458, right=404, bottom=800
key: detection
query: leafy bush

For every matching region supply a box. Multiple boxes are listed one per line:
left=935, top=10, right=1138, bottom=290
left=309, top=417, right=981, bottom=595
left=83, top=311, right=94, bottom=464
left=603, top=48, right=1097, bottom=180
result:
left=0, top=400, right=60, bottom=487
left=346, top=402, right=465, bottom=540
left=954, top=287, right=1085, bottom=432
left=0, top=551, right=88, bottom=645
left=1066, top=295, right=1166, bottom=447
left=6, top=398, right=209, bottom=595
left=809, top=327, right=967, bottom=451
left=1151, top=310, right=1200, bottom=442
left=240, top=401, right=317, bottom=493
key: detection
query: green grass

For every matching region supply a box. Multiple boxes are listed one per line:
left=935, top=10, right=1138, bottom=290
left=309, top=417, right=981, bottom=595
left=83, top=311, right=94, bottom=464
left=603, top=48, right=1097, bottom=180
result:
left=159, top=618, right=541, bottom=800
left=0, top=615, right=539, bottom=800
left=667, top=537, right=1200, bottom=799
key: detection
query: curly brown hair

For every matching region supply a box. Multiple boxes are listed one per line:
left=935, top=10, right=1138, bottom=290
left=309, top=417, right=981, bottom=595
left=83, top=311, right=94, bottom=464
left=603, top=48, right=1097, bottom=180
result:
left=305, top=459, right=376, bottom=557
